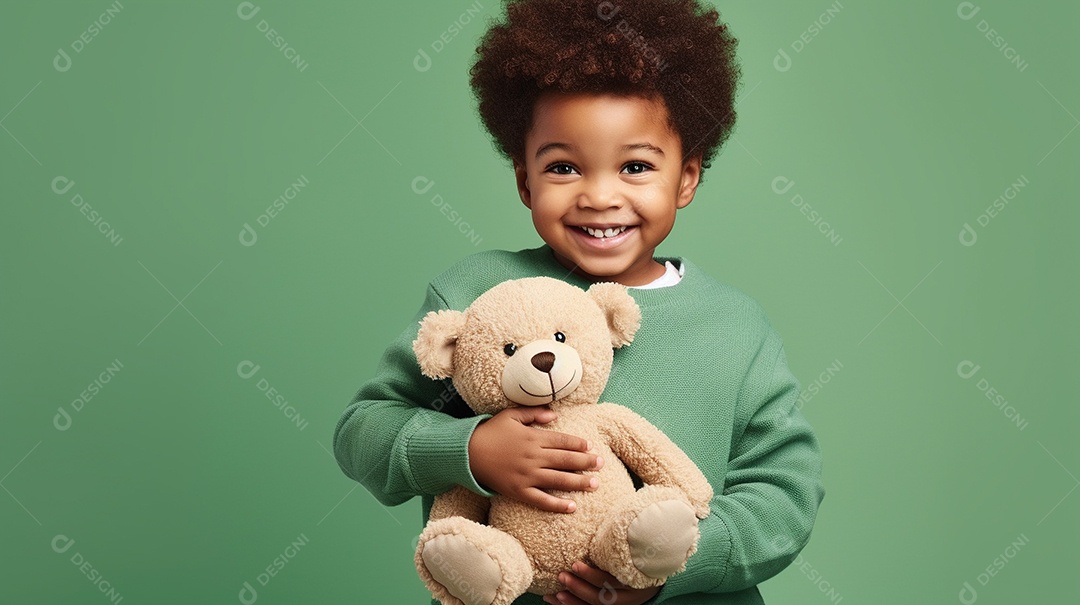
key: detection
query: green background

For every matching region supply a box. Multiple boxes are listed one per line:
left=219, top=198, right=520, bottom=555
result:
left=2, top=0, right=1077, bottom=603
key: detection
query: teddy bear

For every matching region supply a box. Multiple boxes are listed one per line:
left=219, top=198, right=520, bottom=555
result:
left=411, top=276, right=714, bottom=605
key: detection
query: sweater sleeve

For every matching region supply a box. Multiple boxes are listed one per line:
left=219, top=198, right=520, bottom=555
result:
left=332, top=283, right=495, bottom=506
left=653, top=324, right=826, bottom=601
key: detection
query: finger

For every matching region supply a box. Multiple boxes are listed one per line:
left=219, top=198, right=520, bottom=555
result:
left=508, top=406, right=557, bottom=425
left=557, top=570, right=604, bottom=605
left=553, top=592, right=590, bottom=605
left=541, top=430, right=591, bottom=453
left=570, top=561, right=626, bottom=590
left=540, top=449, right=602, bottom=473
left=550, top=587, right=592, bottom=605
left=536, top=469, right=599, bottom=493
left=521, top=487, right=577, bottom=513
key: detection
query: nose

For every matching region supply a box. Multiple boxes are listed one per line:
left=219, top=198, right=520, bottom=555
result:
left=531, top=351, right=555, bottom=373
left=578, top=175, right=623, bottom=210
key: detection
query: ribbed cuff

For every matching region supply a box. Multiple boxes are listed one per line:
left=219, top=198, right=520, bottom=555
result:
left=653, top=509, right=733, bottom=602
left=406, top=412, right=495, bottom=497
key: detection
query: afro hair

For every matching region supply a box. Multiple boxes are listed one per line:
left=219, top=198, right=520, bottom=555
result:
left=469, top=0, right=741, bottom=180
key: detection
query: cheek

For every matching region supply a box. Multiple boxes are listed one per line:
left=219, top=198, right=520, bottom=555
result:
left=530, top=211, right=554, bottom=237
left=529, top=195, right=566, bottom=228
left=636, top=187, right=663, bottom=210
left=633, top=192, right=676, bottom=223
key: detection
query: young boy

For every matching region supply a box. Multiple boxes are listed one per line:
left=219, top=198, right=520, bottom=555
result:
left=333, top=1, right=825, bottom=604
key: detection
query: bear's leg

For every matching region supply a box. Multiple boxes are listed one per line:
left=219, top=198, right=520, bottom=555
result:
left=416, top=516, right=533, bottom=605
left=587, top=485, right=700, bottom=589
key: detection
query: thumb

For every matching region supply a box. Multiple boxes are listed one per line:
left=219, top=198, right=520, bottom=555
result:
left=507, top=405, right=557, bottom=425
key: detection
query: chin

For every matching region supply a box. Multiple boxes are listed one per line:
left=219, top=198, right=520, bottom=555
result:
left=547, top=240, right=631, bottom=275
left=569, top=257, right=632, bottom=279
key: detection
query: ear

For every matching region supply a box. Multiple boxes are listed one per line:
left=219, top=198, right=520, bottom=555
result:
left=513, top=160, right=532, bottom=209
left=412, top=310, right=467, bottom=379
left=676, top=153, right=702, bottom=209
left=586, top=282, right=642, bottom=348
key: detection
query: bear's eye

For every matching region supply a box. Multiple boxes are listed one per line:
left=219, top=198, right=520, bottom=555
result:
left=554, top=331, right=566, bottom=343
left=503, top=343, right=517, bottom=356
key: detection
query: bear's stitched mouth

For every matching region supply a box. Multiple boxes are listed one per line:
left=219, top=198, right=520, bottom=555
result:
left=518, top=369, right=577, bottom=401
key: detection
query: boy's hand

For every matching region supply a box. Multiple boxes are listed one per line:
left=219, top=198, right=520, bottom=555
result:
left=543, top=561, right=661, bottom=605
left=468, top=406, right=603, bottom=513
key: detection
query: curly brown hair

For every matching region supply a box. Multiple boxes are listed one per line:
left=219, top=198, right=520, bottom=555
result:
left=469, top=0, right=741, bottom=180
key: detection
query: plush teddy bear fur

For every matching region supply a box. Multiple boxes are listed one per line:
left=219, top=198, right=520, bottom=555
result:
left=412, top=277, right=713, bottom=605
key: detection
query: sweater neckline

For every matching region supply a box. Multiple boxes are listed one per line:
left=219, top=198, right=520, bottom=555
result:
left=526, top=244, right=697, bottom=309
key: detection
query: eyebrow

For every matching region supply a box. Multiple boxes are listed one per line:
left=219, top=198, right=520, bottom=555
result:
left=623, top=142, right=666, bottom=157
left=534, top=142, right=666, bottom=160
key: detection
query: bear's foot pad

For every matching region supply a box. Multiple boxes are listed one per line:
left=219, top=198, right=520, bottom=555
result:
left=422, top=534, right=502, bottom=605
left=627, top=500, right=698, bottom=578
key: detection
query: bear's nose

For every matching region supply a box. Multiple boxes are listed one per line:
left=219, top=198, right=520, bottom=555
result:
left=531, top=351, right=555, bottom=373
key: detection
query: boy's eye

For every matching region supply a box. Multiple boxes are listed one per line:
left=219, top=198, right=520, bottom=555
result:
left=554, top=331, right=565, bottom=343
left=545, top=163, right=577, bottom=175
left=503, top=343, right=517, bottom=356
left=622, top=162, right=653, bottom=175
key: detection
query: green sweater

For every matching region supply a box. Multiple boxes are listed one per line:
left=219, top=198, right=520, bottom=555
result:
left=333, top=244, right=825, bottom=605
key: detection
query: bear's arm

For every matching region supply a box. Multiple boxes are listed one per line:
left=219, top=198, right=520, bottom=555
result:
left=429, top=485, right=491, bottom=523
left=594, top=403, right=713, bottom=517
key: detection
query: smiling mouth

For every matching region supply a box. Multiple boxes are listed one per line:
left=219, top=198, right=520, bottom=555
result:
left=518, top=369, right=577, bottom=401
left=574, top=225, right=635, bottom=239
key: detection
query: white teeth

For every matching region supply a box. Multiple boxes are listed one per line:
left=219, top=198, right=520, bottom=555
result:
left=579, top=225, right=628, bottom=239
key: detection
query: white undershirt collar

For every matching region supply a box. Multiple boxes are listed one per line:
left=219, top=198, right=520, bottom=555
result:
left=628, top=260, right=684, bottom=290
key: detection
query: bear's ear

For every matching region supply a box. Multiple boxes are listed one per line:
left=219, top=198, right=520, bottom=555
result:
left=412, top=310, right=467, bottom=379
left=586, top=282, right=642, bottom=348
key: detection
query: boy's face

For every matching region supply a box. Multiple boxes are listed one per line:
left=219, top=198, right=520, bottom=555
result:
left=514, top=91, right=701, bottom=287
